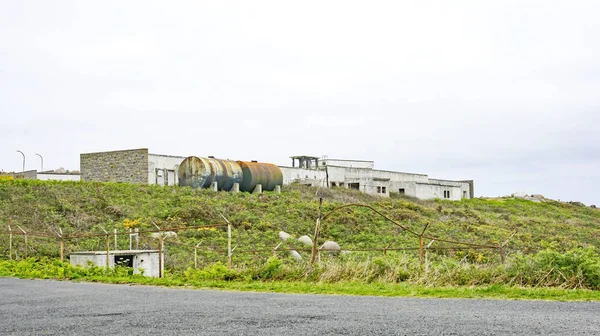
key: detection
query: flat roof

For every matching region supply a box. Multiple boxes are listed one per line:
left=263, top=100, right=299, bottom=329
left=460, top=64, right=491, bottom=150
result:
left=80, top=148, right=148, bottom=155
left=70, top=250, right=159, bottom=255
left=324, top=158, right=374, bottom=163
left=149, top=153, right=187, bottom=159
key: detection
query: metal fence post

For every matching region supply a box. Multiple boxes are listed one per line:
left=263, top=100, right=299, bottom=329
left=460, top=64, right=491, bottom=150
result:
left=114, top=229, right=117, bottom=250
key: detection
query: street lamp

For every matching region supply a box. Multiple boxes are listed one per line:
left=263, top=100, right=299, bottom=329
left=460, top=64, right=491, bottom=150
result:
left=16, top=150, right=25, bottom=172
left=35, top=153, right=44, bottom=172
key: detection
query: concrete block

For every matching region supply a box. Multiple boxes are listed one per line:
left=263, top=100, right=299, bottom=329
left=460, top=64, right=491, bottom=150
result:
left=230, top=183, right=240, bottom=193
left=274, top=185, right=281, bottom=194
left=211, top=181, right=218, bottom=191
left=253, top=184, right=263, bottom=194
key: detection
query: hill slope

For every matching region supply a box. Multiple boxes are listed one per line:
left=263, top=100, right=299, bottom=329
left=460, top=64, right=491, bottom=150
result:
left=1, top=180, right=599, bottom=267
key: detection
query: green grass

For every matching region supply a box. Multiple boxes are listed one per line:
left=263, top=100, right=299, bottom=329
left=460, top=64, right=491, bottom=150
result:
left=2, top=258, right=599, bottom=302
left=1, top=180, right=600, bottom=291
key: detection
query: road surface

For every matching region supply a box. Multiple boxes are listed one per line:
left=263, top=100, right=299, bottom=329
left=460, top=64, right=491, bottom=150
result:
left=1, top=278, right=598, bottom=335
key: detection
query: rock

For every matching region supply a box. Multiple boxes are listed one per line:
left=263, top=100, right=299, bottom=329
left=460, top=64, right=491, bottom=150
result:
left=320, top=241, right=341, bottom=255
left=289, top=250, right=303, bottom=261
left=297, top=235, right=313, bottom=246
left=278, top=231, right=292, bottom=241
left=591, top=205, right=597, bottom=209
left=150, top=231, right=177, bottom=239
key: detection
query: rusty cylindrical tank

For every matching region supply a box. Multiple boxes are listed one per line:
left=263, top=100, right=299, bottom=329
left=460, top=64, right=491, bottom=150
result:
left=178, top=156, right=243, bottom=191
left=238, top=161, right=283, bottom=192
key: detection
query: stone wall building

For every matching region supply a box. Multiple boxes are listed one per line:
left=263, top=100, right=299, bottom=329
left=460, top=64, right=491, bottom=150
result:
left=80, top=148, right=185, bottom=186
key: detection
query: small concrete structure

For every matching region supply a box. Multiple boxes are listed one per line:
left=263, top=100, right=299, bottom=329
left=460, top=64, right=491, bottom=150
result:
left=70, top=250, right=163, bottom=277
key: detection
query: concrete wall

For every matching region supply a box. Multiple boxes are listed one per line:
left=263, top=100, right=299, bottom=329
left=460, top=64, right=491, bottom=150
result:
left=323, top=159, right=375, bottom=169
left=415, top=183, right=462, bottom=200
left=12, top=170, right=38, bottom=180
left=393, top=181, right=417, bottom=197
left=283, top=164, right=473, bottom=201
left=37, top=173, right=81, bottom=181
left=70, top=250, right=163, bottom=277
left=81, top=149, right=149, bottom=183
left=280, top=166, right=327, bottom=187
left=148, top=154, right=186, bottom=186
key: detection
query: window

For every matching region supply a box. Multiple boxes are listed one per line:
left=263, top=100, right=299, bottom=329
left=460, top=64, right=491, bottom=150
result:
left=399, top=188, right=405, bottom=194
left=463, top=191, right=467, bottom=198
left=156, top=168, right=164, bottom=185
left=331, top=182, right=337, bottom=187
left=377, top=186, right=382, bottom=193
left=443, top=190, right=451, bottom=199
left=349, top=183, right=360, bottom=190
left=382, top=187, right=387, bottom=193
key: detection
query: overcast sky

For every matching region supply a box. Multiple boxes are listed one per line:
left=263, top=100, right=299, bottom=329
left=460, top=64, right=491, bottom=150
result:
left=1, top=1, right=599, bottom=204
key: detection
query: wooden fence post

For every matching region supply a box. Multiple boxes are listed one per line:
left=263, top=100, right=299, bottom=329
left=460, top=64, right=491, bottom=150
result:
left=8, top=225, right=12, bottom=261
left=59, top=238, right=64, bottom=262
left=194, top=241, right=202, bottom=269
left=311, top=198, right=323, bottom=264
left=17, top=226, right=27, bottom=259
left=418, top=223, right=430, bottom=267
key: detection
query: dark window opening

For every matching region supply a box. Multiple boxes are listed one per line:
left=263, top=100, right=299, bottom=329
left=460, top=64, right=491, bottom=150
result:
left=463, top=191, right=467, bottom=198
left=382, top=187, right=387, bottom=193
left=331, top=182, right=337, bottom=187
left=349, top=183, right=360, bottom=190
left=443, top=190, right=451, bottom=199
left=114, top=255, right=134, bottom=267
left=399, top=188, right=405, bottom=194
left=377, top=186, right=382, bottom=193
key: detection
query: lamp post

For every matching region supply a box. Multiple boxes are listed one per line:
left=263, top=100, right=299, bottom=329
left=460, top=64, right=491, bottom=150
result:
left=16, top=150, right=25, bottom=172
left=35, top=153, right=43, bottom=172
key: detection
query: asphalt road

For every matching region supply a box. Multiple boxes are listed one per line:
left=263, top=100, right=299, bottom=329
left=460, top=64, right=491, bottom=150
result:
left=1, top=278, right=599, bottom=336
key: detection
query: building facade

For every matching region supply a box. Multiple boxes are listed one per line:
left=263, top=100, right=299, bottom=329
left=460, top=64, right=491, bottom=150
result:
left=80, top=148, right=185, bottom=186
left=280, top=156, right=473, bottom=200
left=79, top=149, right=474, bottom=200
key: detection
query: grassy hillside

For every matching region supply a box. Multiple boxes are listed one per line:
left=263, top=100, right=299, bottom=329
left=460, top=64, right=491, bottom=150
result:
left=1, top=179, right=599, bottom=261
left=1, top=180, right=600, bottom=291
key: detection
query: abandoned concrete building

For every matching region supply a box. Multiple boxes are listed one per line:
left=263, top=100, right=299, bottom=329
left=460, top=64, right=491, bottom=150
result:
left=79, top=149, right=474, bottom=200
left=280, top=156, right=473, bottom=200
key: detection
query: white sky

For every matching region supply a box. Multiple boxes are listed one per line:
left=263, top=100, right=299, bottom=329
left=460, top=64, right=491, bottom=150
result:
left=1, top=1, right=599, bottom=204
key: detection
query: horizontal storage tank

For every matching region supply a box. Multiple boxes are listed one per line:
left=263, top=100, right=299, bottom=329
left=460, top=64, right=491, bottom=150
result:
left=238, top=161, right=283, bottom=192
left=178, top=156, right=243, bottom=191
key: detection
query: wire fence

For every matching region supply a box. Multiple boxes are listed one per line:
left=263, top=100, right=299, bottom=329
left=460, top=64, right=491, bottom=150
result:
left=0, top=198, right=514, bottom=277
